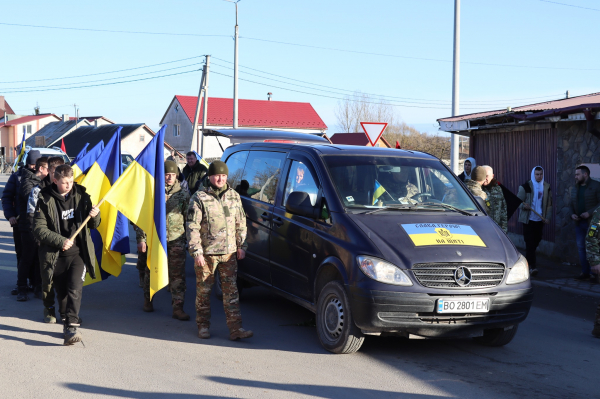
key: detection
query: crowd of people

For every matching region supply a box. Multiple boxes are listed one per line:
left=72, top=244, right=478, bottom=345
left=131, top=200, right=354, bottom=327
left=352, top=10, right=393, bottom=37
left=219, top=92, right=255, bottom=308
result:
left=2, top=151, right=252, bottom=345
left=459, top=159, right=600, bottom=338
left=2, top=148, right=599, bottom=343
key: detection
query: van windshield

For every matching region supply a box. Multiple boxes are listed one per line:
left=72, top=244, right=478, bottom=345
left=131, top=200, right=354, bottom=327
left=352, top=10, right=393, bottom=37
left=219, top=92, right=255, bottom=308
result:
left=323, top=155, right=478, bottom=212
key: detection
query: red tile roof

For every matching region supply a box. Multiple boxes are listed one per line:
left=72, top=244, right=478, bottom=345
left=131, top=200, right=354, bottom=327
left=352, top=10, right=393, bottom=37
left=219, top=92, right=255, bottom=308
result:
left=329, top=132, right=391, bottom=147
left=0, top=114, right=59, bottom=128
left=163, top=96, right=327, bottom=130
left=1, top=97, right=14, bottom=114
left=438, top=92, right=600, bottom=122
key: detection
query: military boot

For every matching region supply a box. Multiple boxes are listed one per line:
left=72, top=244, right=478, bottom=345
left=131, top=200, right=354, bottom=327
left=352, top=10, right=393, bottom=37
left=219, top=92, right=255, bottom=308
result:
left=63, top=325, right=83, bottom=346
left=593, top=305, right=600, bottom=338
left=230, top=328, right=253, bottom=341
left=198, top=327, right=210, bottom=339
left=44, top=307, right=57, bottom=324
left=172, top=306, right=190, bottom=321
left=143, top=296, right=154, bottom=312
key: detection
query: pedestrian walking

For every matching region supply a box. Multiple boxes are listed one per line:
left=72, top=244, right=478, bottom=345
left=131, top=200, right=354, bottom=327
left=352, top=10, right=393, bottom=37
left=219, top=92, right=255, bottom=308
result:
left=517, top=166, right=552, bottom=276
left=482, top=165, right=508, bottom=233
left=15, top=153, right=48, bottom=301
left=186, top=160, right=252, bottom=340
left=570, top=165, right=600, bottom=280
left=457, top=157, right=476, bottom=182
left=33, top=164, right=100, bottom=345
left=1, top=155, right=37, bottom=295
left=137, top=160, right=191, bottom=321
left=585, top=207, right=600, bottom=337
left=465, top=166, right=489, bottom=211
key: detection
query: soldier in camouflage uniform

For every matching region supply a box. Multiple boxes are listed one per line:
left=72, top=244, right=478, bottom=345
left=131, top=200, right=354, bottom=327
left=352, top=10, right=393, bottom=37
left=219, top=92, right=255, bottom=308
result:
left=465, top=166, right=489, bottom=212
left=186, top=160, right=252, bottom=341
left=136, top=160, right=191, bottom=321
left=482, top=165, right=508, bottom=233
left=585, top=207, right=600, bottom=337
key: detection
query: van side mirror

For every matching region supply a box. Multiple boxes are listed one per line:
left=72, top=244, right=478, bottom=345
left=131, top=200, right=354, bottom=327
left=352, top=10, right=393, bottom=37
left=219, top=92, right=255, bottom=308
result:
left=286, top=191, right=319, bottom=219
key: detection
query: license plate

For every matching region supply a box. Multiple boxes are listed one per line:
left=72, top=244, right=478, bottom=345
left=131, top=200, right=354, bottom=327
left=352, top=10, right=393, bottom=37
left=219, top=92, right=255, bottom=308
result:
left=437, top=297, right=490, bottom=314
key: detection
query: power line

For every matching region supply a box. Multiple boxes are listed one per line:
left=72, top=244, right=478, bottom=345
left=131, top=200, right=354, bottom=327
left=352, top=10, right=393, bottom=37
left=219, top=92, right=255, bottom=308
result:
left=2, top=21, right=600, bottom=72
left=1, top=69, right=199, bottom=94
left=0, top=55, right=204, bottom=84
left=1, top=63, right=202, bottom=91
left=539, top=0, right=600, bottom=12
left=211, top=57, right=564, bottom=105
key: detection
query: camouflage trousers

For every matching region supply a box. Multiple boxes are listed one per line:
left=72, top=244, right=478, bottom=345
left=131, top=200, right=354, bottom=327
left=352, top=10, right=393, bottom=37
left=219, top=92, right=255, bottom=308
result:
left=194, top=253, right=242, bottom=332
left=141, top=242, right=187, bottom=308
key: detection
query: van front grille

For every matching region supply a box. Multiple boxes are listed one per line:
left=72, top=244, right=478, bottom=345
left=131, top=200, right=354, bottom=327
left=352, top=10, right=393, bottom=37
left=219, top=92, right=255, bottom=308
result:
left=412, top=263, right=505, bottom=289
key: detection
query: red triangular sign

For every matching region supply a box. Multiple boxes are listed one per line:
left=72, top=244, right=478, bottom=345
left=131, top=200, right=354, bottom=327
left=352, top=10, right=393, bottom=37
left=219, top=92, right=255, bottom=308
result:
left=360, top=122, right=388, bottom=147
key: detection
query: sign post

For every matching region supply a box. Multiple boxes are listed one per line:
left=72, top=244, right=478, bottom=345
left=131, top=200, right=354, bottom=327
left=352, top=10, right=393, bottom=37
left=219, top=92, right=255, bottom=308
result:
left=360, top=122, right=388, bottom=147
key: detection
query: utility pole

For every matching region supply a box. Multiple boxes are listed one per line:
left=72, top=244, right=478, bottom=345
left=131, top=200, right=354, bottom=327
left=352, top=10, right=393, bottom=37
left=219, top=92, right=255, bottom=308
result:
left=192, top=62, right=207, bottom=154
left=74, top=104, right=79, bottom=131
left=225, top=0, right=240, bottom=129
left=450, top=0, right=460, bottom=174
left=200, top=55, right=211, bottom=158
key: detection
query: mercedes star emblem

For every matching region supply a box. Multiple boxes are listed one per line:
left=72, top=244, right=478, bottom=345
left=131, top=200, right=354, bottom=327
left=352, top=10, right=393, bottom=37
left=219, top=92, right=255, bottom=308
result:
left=454, top=266, right=472, bottom=287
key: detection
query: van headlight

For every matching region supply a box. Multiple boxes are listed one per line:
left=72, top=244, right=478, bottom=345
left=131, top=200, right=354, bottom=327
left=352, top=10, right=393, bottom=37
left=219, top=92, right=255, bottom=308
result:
left=506, top=255, right=529, bottom=285
left=357, top=256, right=413, bottom=286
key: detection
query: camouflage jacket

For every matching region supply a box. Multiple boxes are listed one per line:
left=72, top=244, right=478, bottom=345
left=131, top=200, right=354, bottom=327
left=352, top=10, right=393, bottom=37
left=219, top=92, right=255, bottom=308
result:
left=136, top=181, right=190, bottom=244
left=483, top=183, right=508, bottom=233
left=465, top=180, right=489, bottom=212
left=586, top=208, right=600, bottom=266
left=186, top=184, right=247, bottom=257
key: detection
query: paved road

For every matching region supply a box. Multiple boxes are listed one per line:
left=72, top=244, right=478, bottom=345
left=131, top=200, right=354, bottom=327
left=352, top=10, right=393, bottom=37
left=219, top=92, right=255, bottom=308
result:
left=1, top=176, right=599, bottom=398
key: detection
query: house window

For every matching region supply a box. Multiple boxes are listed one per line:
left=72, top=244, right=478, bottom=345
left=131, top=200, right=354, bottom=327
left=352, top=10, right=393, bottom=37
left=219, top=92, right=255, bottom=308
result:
left=175, top=104, right=179, bottom=113
left=27, top=125, right=32, bottom=134
left=139, top=134, right=145, bottom=142
left=173, top=125, right=180, bottom=137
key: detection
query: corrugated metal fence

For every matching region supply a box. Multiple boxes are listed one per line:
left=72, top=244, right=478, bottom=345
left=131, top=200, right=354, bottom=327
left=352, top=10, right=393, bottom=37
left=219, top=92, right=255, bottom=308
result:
left=471, top=127, right=557, bottom=242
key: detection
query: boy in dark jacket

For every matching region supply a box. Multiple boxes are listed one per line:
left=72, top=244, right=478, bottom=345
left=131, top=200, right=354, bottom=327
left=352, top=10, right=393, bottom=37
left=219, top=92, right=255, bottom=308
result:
left=33, top=164, right=100, bottom=345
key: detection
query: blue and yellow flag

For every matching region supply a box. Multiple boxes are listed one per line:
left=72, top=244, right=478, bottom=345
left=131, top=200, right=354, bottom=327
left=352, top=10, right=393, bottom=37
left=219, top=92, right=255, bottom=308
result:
left=80, top=129, right=130, bottom=284
left=372, top=180, right=386, bottom=205
left=72, top=141, right=104, bottom=181
left=70, top=143, right=90, bottom=166
left=192, top=150, right=210, bottom=169
left=102, top=126, right=168, bottom=298
left=13, top=130, right=27, bottom=172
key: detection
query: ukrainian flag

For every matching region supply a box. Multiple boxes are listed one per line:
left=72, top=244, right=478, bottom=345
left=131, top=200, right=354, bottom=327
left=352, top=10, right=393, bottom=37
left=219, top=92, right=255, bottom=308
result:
left=72, top=141, right=104, bottom=181
left=373, top=180, right=386, bottom=205
left=101, top=126, right=168, bottom=299
left=13, top=130, right=27, bottom=172
left=70, top=143, right=89, bottom=166
left=192, top=150, right=210, bottom=169
left=80, top=129, right=130, bottom=283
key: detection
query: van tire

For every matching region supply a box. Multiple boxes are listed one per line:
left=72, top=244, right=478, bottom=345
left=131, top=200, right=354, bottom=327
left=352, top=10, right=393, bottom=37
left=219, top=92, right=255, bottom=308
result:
left=316, top=281, right=365, bottom=354
left=474, top=324, right=518, bottom=347
left=214, top=269, right=243, bottom=301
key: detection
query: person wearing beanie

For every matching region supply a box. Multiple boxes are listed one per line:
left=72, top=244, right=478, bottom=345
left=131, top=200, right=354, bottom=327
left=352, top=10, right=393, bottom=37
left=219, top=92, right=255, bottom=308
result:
left=1, top=151, right=41, bottom=296
left=465, top=166, right=489, bottom=212
left=181, top=151, right=208, bottom=195
left=187, top=160, right=253, bottom=341
left=135, top=160, right=191, bottom=320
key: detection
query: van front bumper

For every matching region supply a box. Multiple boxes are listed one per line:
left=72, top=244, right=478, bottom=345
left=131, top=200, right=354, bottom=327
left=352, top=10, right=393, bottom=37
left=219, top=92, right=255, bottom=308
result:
left=349, top=286, right=533, bottom=337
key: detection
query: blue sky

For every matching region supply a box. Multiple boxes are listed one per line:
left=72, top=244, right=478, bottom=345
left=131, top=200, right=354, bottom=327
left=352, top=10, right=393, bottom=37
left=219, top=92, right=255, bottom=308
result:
left=2, top=0, right=599, bottom=134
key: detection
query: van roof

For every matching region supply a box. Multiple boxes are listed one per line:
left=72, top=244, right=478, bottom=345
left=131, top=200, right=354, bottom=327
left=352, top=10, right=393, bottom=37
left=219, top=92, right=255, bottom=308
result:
left=204, top=128, right=329, bottom=145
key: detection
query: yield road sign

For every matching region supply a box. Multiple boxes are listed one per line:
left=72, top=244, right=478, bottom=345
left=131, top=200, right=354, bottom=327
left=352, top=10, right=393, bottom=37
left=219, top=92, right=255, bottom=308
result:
left=360, top=122, right=388, bottom=147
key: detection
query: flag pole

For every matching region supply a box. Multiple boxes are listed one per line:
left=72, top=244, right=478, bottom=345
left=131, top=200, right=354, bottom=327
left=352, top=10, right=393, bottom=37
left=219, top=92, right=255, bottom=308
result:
left=68, top=198, right=105, bottom=242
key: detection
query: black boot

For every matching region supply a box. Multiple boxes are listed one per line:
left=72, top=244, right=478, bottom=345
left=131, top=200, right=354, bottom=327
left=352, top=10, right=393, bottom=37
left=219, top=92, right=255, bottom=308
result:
left=11, top=285, right=18, bottom=295
left=63, top=325, right=82, bottom=346
left=16, top=286, right=28, bottom=302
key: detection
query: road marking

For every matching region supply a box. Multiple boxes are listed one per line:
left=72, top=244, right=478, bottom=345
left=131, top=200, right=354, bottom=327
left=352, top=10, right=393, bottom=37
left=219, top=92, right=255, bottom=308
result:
left=0, top=266, right=17, bottom=272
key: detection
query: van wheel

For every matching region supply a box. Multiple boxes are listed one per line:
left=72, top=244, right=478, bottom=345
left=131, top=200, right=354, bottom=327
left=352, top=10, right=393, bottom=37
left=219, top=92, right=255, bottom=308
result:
left=214, top=269, right=243, bottom=301
left=316, top=281, right=365, bottom=354
left=474, top=324, right=518, bottom=346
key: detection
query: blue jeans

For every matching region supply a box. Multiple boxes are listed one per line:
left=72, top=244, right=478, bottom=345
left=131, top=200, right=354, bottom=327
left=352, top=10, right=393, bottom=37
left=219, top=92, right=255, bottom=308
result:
left=575, top=220, right=591, bottom=275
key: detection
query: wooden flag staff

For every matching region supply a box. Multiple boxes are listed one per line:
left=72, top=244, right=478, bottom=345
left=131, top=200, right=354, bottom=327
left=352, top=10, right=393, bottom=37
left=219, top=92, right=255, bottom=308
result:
left=68, top=198, right=105, bottom=242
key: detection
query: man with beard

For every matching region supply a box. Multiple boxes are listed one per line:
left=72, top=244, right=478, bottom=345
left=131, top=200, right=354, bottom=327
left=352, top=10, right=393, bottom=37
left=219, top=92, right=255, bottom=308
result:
left=570, top=165, right=600, bottom=280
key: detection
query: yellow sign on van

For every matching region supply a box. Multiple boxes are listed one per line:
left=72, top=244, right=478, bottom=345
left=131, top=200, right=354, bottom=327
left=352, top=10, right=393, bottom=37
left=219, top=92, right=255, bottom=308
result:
left=401, top=223, right=486, bottom=247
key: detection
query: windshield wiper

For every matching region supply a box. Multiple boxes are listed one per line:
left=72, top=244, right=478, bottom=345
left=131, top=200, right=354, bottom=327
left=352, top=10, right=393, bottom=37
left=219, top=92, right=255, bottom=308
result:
left=420, top=202, right=475, bottom=216
left=363, top=204, right=445, bottom=215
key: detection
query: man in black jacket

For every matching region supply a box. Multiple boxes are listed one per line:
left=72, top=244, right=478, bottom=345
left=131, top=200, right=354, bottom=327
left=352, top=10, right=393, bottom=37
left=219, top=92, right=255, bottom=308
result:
left=1, top=152, right=38, bottom=295
left=181, top=151, right=208, bottom=195
left=15, top=153, right=48, bottom=301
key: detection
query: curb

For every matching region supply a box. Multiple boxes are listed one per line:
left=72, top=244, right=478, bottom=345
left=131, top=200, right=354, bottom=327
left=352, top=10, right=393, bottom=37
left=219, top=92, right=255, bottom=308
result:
left=532, top=280, right=600, bottom=299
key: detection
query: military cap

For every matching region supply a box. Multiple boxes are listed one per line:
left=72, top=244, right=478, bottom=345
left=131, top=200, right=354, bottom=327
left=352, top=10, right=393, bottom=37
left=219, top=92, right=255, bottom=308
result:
left=471, top=166, right=487, bottom=182
left=164, top=160, right=179, bottom=174
left=208, top=160, right=229, bottom=176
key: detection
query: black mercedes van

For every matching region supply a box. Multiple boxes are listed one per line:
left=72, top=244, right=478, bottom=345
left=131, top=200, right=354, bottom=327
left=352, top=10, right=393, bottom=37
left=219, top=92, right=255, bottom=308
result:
left=217, top=130, right=533, bottom=354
